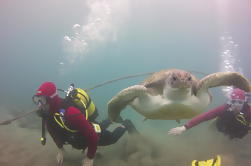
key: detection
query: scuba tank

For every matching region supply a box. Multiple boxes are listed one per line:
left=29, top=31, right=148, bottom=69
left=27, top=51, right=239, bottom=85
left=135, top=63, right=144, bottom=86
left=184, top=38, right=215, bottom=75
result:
left=59, top=84, right=98, bottom=121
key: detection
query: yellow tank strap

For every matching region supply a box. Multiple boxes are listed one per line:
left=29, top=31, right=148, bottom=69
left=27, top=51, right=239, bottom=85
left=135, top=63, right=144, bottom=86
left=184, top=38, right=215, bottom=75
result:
left=235, top=114, right=248, bottom=126
left=54, top=113, right=77, bottom=133
left=54, top=113, right=101, bottom=134
left=80, top=100, right=88, bottom=120
left=234, top=114, right=251, bottom=133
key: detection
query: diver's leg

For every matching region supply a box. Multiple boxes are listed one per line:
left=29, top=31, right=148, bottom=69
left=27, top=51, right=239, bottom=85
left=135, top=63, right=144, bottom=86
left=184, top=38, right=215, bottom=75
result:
left=100, top=119, right=112, bottom=130
left=122, top=119, right=139, bottom=134
left=98, top=127, right=127, bottom=146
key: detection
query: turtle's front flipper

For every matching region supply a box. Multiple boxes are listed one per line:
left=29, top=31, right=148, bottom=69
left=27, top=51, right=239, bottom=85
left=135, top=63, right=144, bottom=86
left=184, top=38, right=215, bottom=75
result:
left=194, top=72, right=251, bottom=95
left=143, top=70, right=170, bottom=95
left=108, top=85, right=147, bottom=122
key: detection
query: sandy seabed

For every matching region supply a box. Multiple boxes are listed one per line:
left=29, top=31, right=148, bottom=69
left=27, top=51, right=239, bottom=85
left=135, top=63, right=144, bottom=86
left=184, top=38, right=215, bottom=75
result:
left=1, top=106, right=251, bottom=166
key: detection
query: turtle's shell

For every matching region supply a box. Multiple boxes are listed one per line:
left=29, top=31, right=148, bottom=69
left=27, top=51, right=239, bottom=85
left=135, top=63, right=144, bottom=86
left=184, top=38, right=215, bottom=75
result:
left=108, top=69, right=251, bottom=122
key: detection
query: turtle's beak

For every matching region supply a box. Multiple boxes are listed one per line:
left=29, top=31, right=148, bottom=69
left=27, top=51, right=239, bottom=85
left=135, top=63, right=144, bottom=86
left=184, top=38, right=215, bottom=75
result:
left=191, top=84, right=198, bottom=96
left=178, top=80, right=191, bottom=88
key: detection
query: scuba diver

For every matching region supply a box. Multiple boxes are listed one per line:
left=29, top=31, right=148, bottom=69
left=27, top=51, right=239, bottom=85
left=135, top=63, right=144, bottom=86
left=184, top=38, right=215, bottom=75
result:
left=168, top=88, right=251, bottom=139
left=33, top=82, right=137, bottom=166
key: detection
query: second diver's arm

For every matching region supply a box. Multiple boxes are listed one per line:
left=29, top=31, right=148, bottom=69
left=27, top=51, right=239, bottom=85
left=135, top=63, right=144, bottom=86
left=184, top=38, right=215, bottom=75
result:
left=168, top=104, right=228, bottom=135
left=185, top=104, right=228, bottom=129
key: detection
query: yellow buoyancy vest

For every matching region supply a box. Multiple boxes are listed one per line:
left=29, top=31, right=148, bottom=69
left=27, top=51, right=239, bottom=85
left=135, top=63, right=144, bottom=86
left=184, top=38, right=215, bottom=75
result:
left=191, top=155, right=221, bottom=166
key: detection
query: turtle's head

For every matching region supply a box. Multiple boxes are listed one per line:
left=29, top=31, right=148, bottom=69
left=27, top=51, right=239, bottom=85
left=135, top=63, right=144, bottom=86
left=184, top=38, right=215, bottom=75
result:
left=166, top=70, right=196, bottom=89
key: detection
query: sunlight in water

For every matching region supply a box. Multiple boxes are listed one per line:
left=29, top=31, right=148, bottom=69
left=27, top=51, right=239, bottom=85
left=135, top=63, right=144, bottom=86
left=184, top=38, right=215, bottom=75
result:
left=216, top=0, right=243, bottom=98
left=219, top=34, right=242, bottom=98
left=62, top=0, right=130, bottom=65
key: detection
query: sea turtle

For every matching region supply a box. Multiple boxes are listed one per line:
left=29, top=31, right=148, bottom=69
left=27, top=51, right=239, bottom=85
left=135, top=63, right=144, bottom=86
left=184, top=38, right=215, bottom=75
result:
left=108, top=69, right=251, bottom=122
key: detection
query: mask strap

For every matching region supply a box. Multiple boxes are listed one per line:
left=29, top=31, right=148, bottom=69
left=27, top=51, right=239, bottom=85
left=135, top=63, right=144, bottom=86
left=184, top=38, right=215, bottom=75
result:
left=50, top=91, right=58, bottom=98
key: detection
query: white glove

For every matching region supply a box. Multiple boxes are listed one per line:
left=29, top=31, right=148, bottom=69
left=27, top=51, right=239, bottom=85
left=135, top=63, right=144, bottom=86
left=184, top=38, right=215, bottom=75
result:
left=56, top=148, right=64, bottom=165
left=168, top=126, right=186, bottom=135
left=82, top=157, right=94, bottom=166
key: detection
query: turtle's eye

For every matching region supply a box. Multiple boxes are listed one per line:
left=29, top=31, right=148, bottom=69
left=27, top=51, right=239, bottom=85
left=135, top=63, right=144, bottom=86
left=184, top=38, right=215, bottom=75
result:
left=187, top=76, right=192, bottom=81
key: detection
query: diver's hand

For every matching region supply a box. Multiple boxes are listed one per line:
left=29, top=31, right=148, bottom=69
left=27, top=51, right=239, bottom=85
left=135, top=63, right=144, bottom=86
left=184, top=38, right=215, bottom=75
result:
left=82, top=157, right=94, bottom=166
left=56, top=148, right=64, bottom=164
left=168, top=126, right=186, bottom=135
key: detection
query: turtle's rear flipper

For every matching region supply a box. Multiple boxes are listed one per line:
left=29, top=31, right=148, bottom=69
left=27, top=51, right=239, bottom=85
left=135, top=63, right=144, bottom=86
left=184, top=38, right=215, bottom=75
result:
left=115, top=115, right=124, bottom=123
left=122, top=119, right=139, bottom=135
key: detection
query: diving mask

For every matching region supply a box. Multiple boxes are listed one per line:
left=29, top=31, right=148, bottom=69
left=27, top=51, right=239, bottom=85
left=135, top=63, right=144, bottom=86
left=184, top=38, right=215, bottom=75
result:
left=229, top=99, right=245, bottom=106
left=33, top=95, right=50, bottom=118
left=32, top=95, right=48, bottom=106
left=229, top=99, right=245, bottom=112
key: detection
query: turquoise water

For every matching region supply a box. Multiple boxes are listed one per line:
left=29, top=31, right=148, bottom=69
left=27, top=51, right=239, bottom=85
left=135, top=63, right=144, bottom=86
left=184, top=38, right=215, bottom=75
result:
left=0, top=0, right=251, bottom=165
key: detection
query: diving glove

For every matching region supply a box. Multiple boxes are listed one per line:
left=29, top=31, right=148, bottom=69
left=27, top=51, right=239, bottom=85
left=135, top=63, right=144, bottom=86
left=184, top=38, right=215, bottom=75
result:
left=82, top=157, right=94, bottom=166
left=56, top=148, right=64, bottom=165
left=168, top=126, right=186, bottom=135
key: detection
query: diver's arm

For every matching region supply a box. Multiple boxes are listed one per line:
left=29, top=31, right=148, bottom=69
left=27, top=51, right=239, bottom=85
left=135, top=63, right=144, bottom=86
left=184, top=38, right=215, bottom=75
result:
left=46, top=121, right=64, bottom=148
left=168, top=104, right=228, bottom=135
left=185, top=104, right=228, bottom=129
left=56, top=147, right=64, bottom=164
left=82, top=156, right=94, bottom=166
left=46, top=121, right=66, bottom=164
left=66, top=107, right=99, bottom=160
